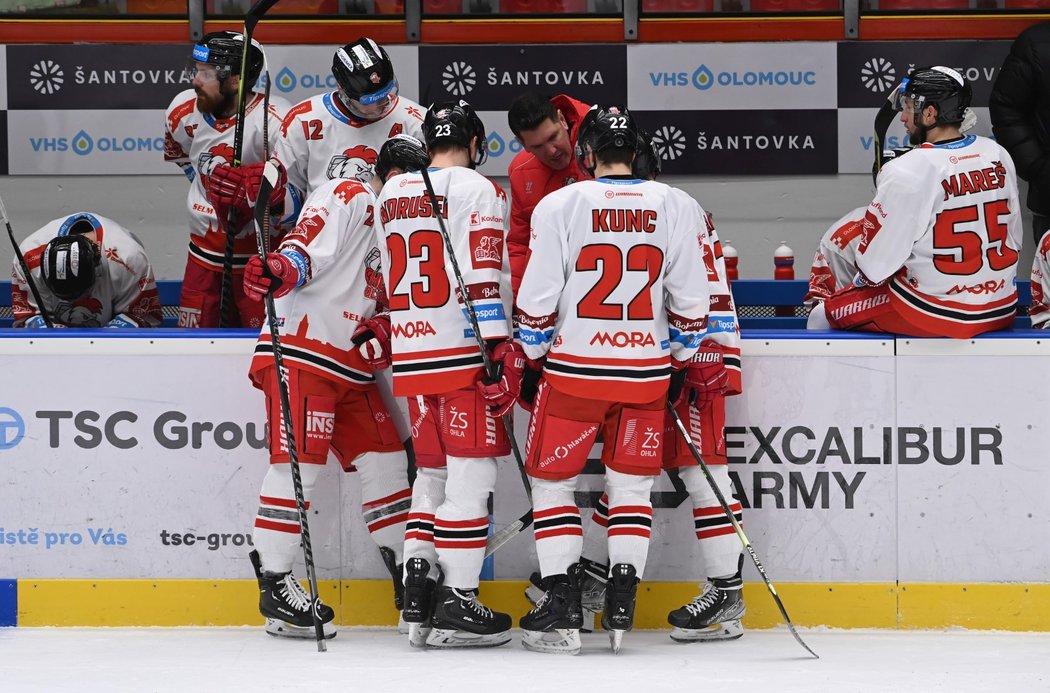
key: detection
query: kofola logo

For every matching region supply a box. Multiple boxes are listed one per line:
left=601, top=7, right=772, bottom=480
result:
left=647, top=64, right=817, bottom=91
left=442, top=61, right=476, bottom=97
left=30, top=130, right=167, bottom=156
left=29, top=59, right=65, bottom=95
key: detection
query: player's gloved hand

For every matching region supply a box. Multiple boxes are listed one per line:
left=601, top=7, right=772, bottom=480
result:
left=477, top=340, right=525, bottom=417
left=685, top=343, right=729, bottom=409
left=205, top=163, right=253, bottom=228
left=351, top=313, right=393, bottom=371
left=23, top=315, right=65, bottom=329
left=668, top=359, right=689, bottom=407
left=517, top=357, right=545, bottom=412
left=243, top=250, right=304, bottom=301
left=243, top=159, right=287, bottom=212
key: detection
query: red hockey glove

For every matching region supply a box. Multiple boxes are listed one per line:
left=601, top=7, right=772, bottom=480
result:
left=243, top=160, right=287, bottom=211
left=685, top=343, right=729, bottom=409
left=351, top=313, right=393, bottom=371
left=205, top=163, right=252, bottom=228
left=477, top=340, right=525, bottom=417
left=243, top=251, right=303, bottom=301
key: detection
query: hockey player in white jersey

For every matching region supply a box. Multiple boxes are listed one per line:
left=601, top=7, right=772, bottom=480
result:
left=1030, top=230, right=1050, bottom=328
left=805, top=206, right=868, bottom=315
left=810, top=67, right=1023, bottom=338
left=240, top=136, right=429, bottom=639
left=164, top=32, right=297, bottom=329
left=13, top=213, right=161, bottom=328
left=273, top=38, right=426, bottom=197
left=361, top=101, right=516, bottom=649
left=513, top=106, right=710, bottom=654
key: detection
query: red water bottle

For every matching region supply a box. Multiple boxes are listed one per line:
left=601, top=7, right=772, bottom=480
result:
left=722, top=241, right=739, bottom=282
left=774, top=242, right=794, bottom=317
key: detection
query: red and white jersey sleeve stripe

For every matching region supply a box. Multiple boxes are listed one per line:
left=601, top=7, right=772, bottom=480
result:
left=1030, top=229, right=1050, bottom=329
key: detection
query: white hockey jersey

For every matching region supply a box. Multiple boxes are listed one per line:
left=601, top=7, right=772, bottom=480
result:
left=274, top=92, right=426, bottom=196
left=164, top=89, right=297, bottom=271
left=516, top=178, right=710, bottom=404
left=805, top=206, right=866, bottom=307
left=858, top=135, right=1023, bottom=337
left=375, top=166, right=512, bottom=397
left=248, top=178, right=383, bottom=388
left=12, top=213, right=161, bottom=328
left=1030, top=229, right=1050, bottom=329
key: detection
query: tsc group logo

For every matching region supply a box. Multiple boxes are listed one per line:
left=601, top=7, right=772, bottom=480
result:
left=0, top=407, right=26, bottom=450
left=418, top=45, right=627, bottom=110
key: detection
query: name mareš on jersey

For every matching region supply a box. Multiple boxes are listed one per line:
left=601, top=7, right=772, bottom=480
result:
left=722, top=424, right=1003, bottom=511
left=592, top=209, right=657, bottom=233
left=940, top=160, right=1007, bottom=201
left=380, top=194, right=447, bottom=223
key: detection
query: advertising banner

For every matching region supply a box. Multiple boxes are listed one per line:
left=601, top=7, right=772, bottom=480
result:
left=417, top=44, right=627, bottom=111
left=627, top=43, right=837, bottom=112
left=477, top=109, right=523, bottom=178
left=0, top=45, right=7, bottom=111
left=632, top=109, right=839, bottom=176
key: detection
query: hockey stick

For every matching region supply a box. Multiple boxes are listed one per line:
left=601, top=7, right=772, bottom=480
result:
left=666, top=401, right=819, bottom=659
left=872, top=96, right=897, bottom=180
left=418, top=167, right=533, bottom=505
left=484, top=508, right=532, bottom=559
left=0, top=193, right=53, bottom=328
left=253, top=161, right=327, bottom=652
left=219, top=0, right=281, bottom=327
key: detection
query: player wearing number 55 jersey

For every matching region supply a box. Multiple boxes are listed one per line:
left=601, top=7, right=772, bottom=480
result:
left=514, top=106, right=710, bottom=655
left=812, top=67, right=1023, bottom=338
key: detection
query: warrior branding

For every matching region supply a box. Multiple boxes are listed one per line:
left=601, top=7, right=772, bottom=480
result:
left=591, top=209, right=657, bottom=233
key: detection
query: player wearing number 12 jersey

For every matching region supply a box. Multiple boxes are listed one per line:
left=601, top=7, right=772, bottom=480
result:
left=514, top=106, right=710, bottom=655
left=812, top=67, right=1023, bottom=338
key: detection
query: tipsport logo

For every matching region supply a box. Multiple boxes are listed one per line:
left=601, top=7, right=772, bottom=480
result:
left=268, top=67, right=339, bottom=94
left=0, top=408, right=26, bottom=450
left=29, top=130, right=167, bottom=156
left=648, top=64, right=817, bottom=92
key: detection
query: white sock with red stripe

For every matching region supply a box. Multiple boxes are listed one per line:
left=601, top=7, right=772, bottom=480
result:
left=605, top=469, right=655, bottom=579
left=252, top=462, right=323, bottom=574
left=405, top=466, right=447, bottom=579
left=580, top=491, right=609, bottom=568
left=433, top=455, right=496, bottom=590
left=356, top=450, right=412, bottom=562
left=530, top=476, right=583, bottom=577
left=679, top=464, right=743, bottom=579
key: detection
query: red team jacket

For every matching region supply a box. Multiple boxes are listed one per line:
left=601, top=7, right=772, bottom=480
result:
left=507, top=94, right=592, bottom=294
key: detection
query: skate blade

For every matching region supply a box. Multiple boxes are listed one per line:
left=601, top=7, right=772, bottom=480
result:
left=521, top=628, right=581, bottom=655
left=581, top=608, right=598, bottom=634
left=608, top=628, right=625, bottom=654
left=397, top=613, right=409, bottom=635
left=425, top=628, right=512, bottom=649
left=264, top=617, right=336, bottom=640
left=408, top=623, right=431, bottom=648
left=670, top=619, right=744, bottom=643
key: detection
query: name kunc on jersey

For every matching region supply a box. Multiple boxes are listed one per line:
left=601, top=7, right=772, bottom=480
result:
left=164, top=89, right=298, bottom=271
left=857, top=135, right=1023, bottom=337
left=516, top=179, right=711, bottom=403
left=375, top=167, right=512, bottom=397
left=275, top=92, right=425, bottom=196
left=248, top=178, right=384, bottom=389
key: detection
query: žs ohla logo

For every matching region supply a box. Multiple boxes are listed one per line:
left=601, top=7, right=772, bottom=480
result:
left=29, top=59, right=64, bottom=95
left=441, top=61, right=476, bottom=97
left=860, top=57, right=896, bottom=94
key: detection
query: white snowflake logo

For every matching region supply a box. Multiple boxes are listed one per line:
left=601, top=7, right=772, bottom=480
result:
left=29, top=59, right=64, bottom=95
left=441, top=62, right=476, bottom=97
left=860, top=57, right=896, bottom=94
left=651, top=126, right=685, bottom=161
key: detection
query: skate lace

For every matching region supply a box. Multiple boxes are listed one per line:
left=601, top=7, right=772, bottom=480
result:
left=279, top=574, right=312, bottom=612
left=461, top=590, right=494, bottom=618
left=684, top=584, right=720, bottom=617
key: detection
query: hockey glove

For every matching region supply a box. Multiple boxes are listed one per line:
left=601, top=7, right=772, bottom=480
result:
left=23, top=315, right=65, bottom=329
left=351, top=313, right=393, bottom=371
left=243, top=250, right=305, bottom=301
left=205, top=163, right=253, bottom=228
left=243, top=159, right=287, bottom=212
left=668, top=359, right=689, bottom=407
left=477, top=340, right=525, bottom=417
left=685, top=343, right=729, bottom=409
left=518, top=357, right=545, bottom=412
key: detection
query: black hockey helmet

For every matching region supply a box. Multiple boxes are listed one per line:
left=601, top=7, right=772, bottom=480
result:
left=191, top=31, right=265, bottom=87
left=332, top=38, right=397, bottom=105
left=574, top=104, right=639, bottom=174
left=423, top=100, right=488, bottom=169
left=891, top=66, right=972, bottom=125
left=632, top=129, right=662, bottom=181
left=375, top=134, right=429, bottom=183
left=41, top=233, right=101, bottom=301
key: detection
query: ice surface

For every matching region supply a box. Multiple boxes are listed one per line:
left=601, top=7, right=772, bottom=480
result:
left=0, top=627, right=1047, bottom=693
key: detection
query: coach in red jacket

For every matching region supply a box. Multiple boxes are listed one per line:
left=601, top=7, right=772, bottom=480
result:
left=507, top=92, right=591, bottom=293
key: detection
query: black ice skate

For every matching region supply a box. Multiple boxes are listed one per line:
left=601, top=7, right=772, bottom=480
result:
left=402, top=557, right=437, bottom=648
left=668, top=580, right=746, bottom=643
left=379, top=546, right=408, bottom=634
left=426, top=582, right=512, bottom=649
left=600, top=563, right=639, bottom=654
left=525, top=557, right=606, bottom=633
left=249, top=549, right=336, bottom=640
left=520, top=563, right=585, bottom=655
